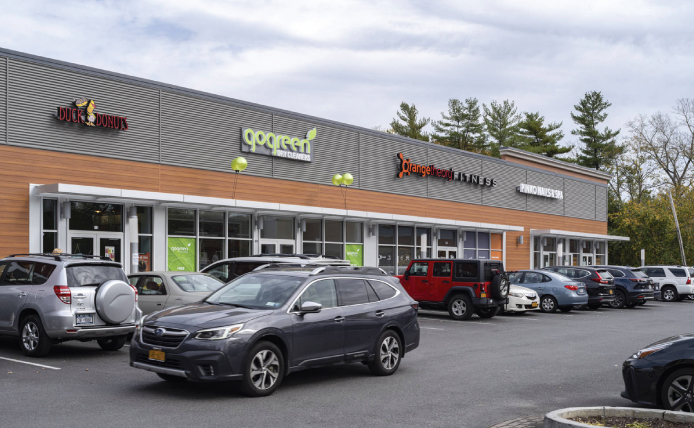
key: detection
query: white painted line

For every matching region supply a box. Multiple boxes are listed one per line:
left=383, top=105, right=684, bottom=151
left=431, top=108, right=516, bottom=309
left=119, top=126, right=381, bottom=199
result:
left=420, top=327, right=446, bottom=330
left=0, top=356, right=61, bottom=370
left=510, top=317, right=539, bottom=321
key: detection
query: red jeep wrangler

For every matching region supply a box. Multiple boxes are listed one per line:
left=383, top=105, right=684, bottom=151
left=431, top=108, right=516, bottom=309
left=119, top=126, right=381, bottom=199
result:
left=397, top=259, right=510, bottom=320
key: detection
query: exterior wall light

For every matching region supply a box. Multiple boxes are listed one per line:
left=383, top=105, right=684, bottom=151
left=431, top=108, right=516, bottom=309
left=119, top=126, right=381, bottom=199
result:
left=231, top=156, right=248, bottom=200
left=332, top=173, right=354, bottom=209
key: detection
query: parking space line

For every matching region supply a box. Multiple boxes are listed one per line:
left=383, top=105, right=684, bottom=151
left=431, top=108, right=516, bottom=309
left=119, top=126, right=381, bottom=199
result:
left=420, top=327, right=446, bottom=330
left=0, top=356, right=61, bottom=370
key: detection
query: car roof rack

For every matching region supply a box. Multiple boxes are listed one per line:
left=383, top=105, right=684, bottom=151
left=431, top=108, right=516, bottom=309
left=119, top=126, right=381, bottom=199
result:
left=252, top=254, right=312, bottom=259
left=253, top=263, right=317, bottom=272
left=8, top=253, right=113, bottom=262
left=310, top=266, right=388, bottom=276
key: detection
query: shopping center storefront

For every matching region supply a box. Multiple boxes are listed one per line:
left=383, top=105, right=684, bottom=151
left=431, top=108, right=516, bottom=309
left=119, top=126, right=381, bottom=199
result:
left=0, top=47, right=628, bottom=274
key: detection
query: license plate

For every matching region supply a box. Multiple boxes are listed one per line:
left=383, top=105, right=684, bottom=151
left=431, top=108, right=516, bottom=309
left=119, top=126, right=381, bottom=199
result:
left=609, top=290, right=613, bottom=294
left=75, top=314, right=94, bottom=325
left=531, top=302, right=538, bottom=308
left=149, top=350, right=165, bottom=362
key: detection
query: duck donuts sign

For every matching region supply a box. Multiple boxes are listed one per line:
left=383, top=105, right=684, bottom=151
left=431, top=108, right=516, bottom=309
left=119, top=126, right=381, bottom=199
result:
left=241, top=127, right=315, bottom=162
left=54, top=98, right=129, bottom=131
left=397, top=153, right=497, bottom=187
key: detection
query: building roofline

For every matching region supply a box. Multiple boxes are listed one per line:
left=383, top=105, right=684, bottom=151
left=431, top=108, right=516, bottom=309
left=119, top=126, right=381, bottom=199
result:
left=499, top=147, right=613, bottom=181
left=1, top=47, right=606, bottom=187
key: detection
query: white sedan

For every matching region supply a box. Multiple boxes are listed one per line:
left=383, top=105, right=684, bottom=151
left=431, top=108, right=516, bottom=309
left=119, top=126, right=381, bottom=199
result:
left=502, top=284, right=539, bottom=314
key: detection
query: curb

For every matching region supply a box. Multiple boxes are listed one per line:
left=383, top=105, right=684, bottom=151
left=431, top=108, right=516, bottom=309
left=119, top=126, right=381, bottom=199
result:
left=544, top=406, right=694, bottom=427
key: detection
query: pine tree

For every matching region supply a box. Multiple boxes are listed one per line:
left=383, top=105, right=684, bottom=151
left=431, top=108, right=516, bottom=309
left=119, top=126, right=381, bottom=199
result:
left=571, top=91, right=622, bottom=170
left=389, top=102, right=430, bottom=141
left=516, top=112, right=571, bottom=157
left=431, top=98, right=487, bottom=153
left=483, top=100, right=522, bottom=148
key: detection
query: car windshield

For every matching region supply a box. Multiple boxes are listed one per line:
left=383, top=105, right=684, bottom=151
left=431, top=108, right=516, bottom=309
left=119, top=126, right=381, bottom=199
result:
left=631, top=269, right=649, bottom=278
left=172, top=274, right=224, bottom=293
left=204, top=273, right=304, bottom=309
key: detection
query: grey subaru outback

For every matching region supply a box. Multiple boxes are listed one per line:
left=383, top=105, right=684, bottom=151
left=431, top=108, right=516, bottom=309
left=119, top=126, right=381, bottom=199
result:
left=130, top=265, right=420, bottom=396
left=0, top=253, right=142, bottom=357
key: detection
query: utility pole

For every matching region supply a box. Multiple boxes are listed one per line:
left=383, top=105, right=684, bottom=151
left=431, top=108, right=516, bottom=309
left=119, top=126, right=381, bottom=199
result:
left=667, top=190, right=687, bottom=266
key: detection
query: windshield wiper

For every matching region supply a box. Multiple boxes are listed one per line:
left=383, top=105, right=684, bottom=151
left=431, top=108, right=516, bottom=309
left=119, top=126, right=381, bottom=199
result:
left=216, top=302, right=255, bottom=309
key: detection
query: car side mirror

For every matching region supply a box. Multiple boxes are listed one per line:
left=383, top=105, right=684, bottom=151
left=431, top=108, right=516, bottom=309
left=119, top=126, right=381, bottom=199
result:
left=299, top=301, right=322, bottom=314
left=404, top=270, right=411, bottom=280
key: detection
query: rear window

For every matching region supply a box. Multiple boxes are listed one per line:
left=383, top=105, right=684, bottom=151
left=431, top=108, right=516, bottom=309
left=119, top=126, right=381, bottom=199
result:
left=669, top=268, right=687, bottom=278
left=631, top=269, right=649, bottom=278
left=689, top=268, right=694, bottom=277
left=172, top=274, right=224, bottom=292
left=66, top=264, right=127, bottom=287
left=608, top=269, right=626, bottom=278
left=368, top=280, right=397, bottom=300
left=597, top=270, right=613, bottom=279
left=455, top=262, right=478, bottom=279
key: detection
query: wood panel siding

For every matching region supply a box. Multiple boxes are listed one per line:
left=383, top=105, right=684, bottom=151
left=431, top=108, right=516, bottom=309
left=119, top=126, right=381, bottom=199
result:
left=0, top=146, right=607, bottom=270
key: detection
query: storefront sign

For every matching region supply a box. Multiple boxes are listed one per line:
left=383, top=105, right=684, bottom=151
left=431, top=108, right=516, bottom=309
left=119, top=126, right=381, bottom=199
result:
left=241, top=127, right=315, bottom=162
left=167, top=237, right=196, bottom=271
left=397, top=153, right=497, bottom=186
left=345, top=244, right=363, bottom=267
left=517, top=183, right=564, bottom=199
left=55, top=98, right=129, bottom=130
left=104, top=246, right=115, bottom=261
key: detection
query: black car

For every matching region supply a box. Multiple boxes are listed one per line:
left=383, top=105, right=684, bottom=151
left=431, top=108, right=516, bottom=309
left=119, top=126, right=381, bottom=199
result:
left=590, top=265, right=655, bottom=308
left=543, top=266, right=616, bottom=309
left=622, top=334, right=694, bottom=412
left=129, top=265, right=420, bottom=397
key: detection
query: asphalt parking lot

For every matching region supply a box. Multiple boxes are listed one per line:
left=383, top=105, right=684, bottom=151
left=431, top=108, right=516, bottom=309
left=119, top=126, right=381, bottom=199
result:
left=1, top=300, right=692, bottom=428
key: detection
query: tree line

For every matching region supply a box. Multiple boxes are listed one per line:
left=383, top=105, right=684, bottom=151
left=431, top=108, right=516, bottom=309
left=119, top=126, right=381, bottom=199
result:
left=382, top=94, right=694, bottom=266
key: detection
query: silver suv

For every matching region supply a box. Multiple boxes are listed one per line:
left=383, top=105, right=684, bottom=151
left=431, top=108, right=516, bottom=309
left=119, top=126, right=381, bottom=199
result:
left=0, top=253, right=142, bottom=357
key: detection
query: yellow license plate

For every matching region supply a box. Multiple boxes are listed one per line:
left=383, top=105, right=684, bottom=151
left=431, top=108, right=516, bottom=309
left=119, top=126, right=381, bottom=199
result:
left=609, top=290, right=613, bottom=294
left=149, top=350, right=165, bottom=362
left=531, top=302, right=538, bottom=308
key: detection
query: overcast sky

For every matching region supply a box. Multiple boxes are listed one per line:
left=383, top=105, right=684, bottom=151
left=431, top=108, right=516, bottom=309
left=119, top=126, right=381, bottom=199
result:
left=2, top=0, right=693, bottom=148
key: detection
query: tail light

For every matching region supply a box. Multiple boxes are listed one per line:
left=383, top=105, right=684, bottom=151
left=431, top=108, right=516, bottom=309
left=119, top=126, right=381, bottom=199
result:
left=411, top=303, right=419, bottom=312
left=565, top=285, right=579, bottom=291
left=687, top=278, right=691, bottom=285
left=591, top=272, right=609, bottom=284
left=53, top=285, right=71, bottom=304
left=130, top=284, right=138, bottom=302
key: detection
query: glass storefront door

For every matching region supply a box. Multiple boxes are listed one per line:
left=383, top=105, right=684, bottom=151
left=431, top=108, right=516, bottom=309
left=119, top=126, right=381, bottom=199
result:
left=260, top=240, right=295, bottom=255
left=437, top=248, right=457, bottom=259
left=69, top=234, right=122, bottom=262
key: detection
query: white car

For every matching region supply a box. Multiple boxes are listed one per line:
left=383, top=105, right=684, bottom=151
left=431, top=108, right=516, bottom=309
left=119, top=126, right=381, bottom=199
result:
left=641, top=266, right=694, bottom=302
left=502, top=284, right=540, bottom=314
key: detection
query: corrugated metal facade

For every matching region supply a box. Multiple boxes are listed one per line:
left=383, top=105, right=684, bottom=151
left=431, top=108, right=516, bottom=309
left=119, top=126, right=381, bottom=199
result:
left=0, top=52, right=608, bottom=221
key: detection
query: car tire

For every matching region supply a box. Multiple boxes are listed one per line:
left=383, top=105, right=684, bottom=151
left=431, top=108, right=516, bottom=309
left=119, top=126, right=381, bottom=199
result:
left=490, top=273, right=510, bottom=300
left=97, top=336, right=127, bottom=351
left=662, top=286, right=679, bottom=302
left=540, top=295, right=558, bottom=313
left=156, top=373, right=188, bottom=382
left=660, top=368, right=694, bottom=412
left=240, top=341, right=285, bottom=397
left=559, top=306, right=572, bottom=313
left=610, top=290, right=626, bottom=309
left=447, top=294, right=474, bottom=320
left=19, top=315, right=52, bottom=357
left=369, top=330, right=402, bottom=376
left=476, top=306, right=500, bottom=319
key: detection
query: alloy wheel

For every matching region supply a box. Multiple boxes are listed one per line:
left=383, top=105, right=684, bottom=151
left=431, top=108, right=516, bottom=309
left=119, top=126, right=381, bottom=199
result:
left=249, top=349, right=280, bottom=391
left=541, top=297, right=555, bottom=312
left=380, top=336, right=400, bottom=370
left=663, top=289, right=676, bottom=302
left=451, top=299, right=467, bottom=317
left=22, top=322, right=39, bottom=351
left=611, top=292, right=624, bottom=308
left=667, top=374, right=694, bottom=412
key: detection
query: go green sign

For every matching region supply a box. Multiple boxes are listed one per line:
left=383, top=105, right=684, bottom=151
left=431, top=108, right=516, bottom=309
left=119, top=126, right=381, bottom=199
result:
left=241, top=127, right=316, bottom=162
left=167, top=237, right=196, bottom=271
left=345, top=244, right=363, bottom=267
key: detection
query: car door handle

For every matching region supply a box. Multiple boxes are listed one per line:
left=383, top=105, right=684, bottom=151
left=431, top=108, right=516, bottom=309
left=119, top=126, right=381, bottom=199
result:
left=156, top=303, right=163, bottom=306
left=375, top=310, right=385, bottom=318
left=442, top=280, right=450, bottom=284
left=18, top=292, right=27, bottom=297
left=334, top=316, right=345, bottom=323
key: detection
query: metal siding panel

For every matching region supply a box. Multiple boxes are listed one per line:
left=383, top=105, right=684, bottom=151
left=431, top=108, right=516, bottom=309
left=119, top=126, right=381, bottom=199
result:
left=564, top=179, right=597, bottom=220
left=271, top=115, right=359, bottom=187
left=525, top=171, right=564, bottom=216
left=160, top=91, right=273, bottom=177
left=0, top=58, right=5, bottom=144
left=359, top=133, right=428, bottom=196
left=481, top=161, right=527, bottom=210
left=595, top=185, right=607, bottom=221
left=426, top=147, right=482, bottom=204
left=7, top=60, right=159, bottom=160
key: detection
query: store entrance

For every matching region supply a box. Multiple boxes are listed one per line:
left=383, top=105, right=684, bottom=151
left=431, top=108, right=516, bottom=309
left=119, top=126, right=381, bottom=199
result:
left=69, top=233, right=123, bottom=263
left=260, top=240, right=295, bottom=255
left=437, top=248, right=457, bottom=259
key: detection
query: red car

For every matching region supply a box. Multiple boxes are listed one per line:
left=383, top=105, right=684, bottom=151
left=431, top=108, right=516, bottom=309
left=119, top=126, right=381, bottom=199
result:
left=397, top=259, right=510, bottom=320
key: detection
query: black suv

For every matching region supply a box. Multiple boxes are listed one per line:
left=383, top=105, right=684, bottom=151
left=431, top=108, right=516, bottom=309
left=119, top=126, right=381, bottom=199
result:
left=543, top=266, right=616, bottom=309
left=130, top=265, right=420, bottom=397
left=590, top=265, right=655, bottom=308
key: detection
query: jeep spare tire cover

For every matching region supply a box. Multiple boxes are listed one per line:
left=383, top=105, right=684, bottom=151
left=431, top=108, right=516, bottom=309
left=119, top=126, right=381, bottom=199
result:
left=491, top=273, right=510, bottom=300
left=95, top=280, right=136, bottom=324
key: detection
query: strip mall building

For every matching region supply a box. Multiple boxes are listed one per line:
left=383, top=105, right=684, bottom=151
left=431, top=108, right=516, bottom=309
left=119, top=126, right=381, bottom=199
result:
left=0, top=48, right=628, bottom=275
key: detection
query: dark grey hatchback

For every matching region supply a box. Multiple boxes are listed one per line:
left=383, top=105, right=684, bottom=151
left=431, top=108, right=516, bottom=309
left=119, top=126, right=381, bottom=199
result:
left=129, top=265, right=420, bottom=396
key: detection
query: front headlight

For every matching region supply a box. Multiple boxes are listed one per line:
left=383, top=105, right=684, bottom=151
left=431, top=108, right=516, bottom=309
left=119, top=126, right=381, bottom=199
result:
left=194, top=324, right=244, bottom=340
left=509, top=292, right=524, bottom=298
left=632, top=343, right=671, bottom=359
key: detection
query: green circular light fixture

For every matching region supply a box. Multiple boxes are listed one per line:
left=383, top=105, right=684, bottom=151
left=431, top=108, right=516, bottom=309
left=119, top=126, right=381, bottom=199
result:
left=341, top=173, right=354, bottom=186
left=231, top=156, right=248, bottom=172
left=332, top=174, right=343, bottom=186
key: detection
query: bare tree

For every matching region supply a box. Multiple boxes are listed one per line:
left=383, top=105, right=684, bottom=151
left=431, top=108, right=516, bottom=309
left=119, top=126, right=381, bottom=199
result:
left=608, top=138, right=659, bottom=203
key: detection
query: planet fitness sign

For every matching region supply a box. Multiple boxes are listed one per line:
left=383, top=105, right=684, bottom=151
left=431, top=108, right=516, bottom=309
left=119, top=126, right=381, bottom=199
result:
left=241, top=127, right=316, bottom=162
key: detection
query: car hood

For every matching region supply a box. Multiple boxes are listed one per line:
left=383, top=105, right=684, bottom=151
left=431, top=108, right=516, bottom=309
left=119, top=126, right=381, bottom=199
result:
left=144, top=302, right=272, bottom=329
left=648, top=333, right=694, bottom=348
